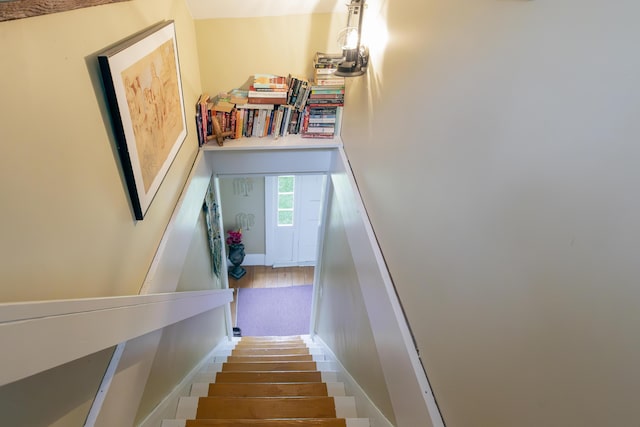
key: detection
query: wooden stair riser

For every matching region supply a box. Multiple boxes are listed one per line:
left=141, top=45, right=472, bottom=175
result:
left=225, top=354, right=314, bottom=362
left=206, top=382, right=329, bottom=397
left=195, top=396, right=337, bottom=419
left=234, top=343, right=309, bottom=349
left=221, top=361, right=317, bottom=371
left=231, top=347, right=311, bottom=355
left=236, top=335, right=304, bottom=342
left=236, top=339, right=306, bottom=345
left=185, top=419, right=347, bottom=427
left=213, top=352, right=325, bottom=363
left=215, top=371, right=323, bottom=383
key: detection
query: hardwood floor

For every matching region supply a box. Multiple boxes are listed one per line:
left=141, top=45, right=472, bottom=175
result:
left=228, top=266, right=314, bottom=327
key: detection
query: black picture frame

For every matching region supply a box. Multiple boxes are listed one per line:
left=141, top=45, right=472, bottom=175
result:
left=98, top=20, right=187, bottom=220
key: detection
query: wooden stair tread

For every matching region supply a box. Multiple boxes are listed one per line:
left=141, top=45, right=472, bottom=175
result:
left=195, top=396, right=337, bottom=419
left=234, top=344, right=309, bottom=349
left=236, top=337, right=305, bottom=344
left=231, top=348, right=311, bottom=355
left=238, top=335, right=305, bottom=342
left=222, top=361, right=317, bottom=371
left=186, top=418, right=347, bottom=426
left=207, top=382, right=329, bottom=397
left=215, top=371, right=323, bottom=383
left=226, top=354, right=314, bottom=362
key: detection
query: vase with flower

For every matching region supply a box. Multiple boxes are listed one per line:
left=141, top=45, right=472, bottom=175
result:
left=226, top=229, right=246, bottom=279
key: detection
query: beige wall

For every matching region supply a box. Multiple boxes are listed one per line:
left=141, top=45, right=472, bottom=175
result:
left=315, top=187, right=396, bottom=424
left=177, top=209, right=221, bottom=290
left=0, top=0, right=202, bottom=302
left=0, top=1, right=220, bottom=425
left=195, top=13, right=344, bottom=95
left=343, top=0, right=640, bottom=426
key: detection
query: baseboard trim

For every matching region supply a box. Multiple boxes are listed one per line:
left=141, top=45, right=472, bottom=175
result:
left=227, top=254, right=317, bottom=268
left=136, top=337, right=232, bottom=427
left=312, top=335, right=394, bottom=427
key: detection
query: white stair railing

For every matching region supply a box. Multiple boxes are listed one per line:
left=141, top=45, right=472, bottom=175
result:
left=0, top=288, right=232, bottom=387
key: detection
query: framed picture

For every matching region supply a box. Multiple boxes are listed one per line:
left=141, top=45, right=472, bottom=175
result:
left=204, top=181, right=223, bottom=280
left=98, top=20, right=187, bottom=220
left=0, top=0, right=130, bottom=22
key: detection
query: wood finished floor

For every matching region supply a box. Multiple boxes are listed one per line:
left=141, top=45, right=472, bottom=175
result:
left=229, top=266, right=314, bottom=327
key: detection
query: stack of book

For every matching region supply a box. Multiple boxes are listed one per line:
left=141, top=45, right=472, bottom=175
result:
left=312, top=52, right=345, bottom=87
left=228, top=88, right=248, bottom=104
left=195, top=93, right=208, bottom=145
left=247, top=73, right=288, bottom=105
left=195, top=93, right=238, bottom=146
left=286, top=74, right=310, bottom=111
left=301, top=89, right=344, bottom=139
left=300, top=53, right=345, bottom=139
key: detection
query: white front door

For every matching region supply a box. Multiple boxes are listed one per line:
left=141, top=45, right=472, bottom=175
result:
left=265, top=174, right=325, bottom=267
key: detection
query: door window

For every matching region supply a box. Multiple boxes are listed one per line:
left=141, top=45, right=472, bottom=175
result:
left=277, top=176, right=295, bottom=226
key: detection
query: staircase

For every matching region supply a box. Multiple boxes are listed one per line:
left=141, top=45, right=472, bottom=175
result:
left=161, top=335, right=370, bottom=427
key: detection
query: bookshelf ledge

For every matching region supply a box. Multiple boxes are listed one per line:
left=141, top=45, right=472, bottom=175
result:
left=199, top=134, right=343, bottom=151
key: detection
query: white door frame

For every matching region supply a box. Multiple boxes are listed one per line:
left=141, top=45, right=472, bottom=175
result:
left=265, top=174, right=325, bottom=267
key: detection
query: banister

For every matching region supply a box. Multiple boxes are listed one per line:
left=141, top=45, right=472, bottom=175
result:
left=0, top=288, right=233, bottom=387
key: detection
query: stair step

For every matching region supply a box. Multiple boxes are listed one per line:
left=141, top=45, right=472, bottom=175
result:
left=225, top=354, right=314, bottom=362
left=235, top=342, right=319, bottom=348
left=206, top=382, right=329, bottom=397
left=214, top=347, right=324, bottom=357
left=238, top=335, right=306, bottom=342
left=194, top=371, right=338, bottom=384
left=232, top=347, right=313, bottom=355
left=162, top=418, right=370, bottom=427
left=185, top=419, right=348, bottom=426
left=213, top=354, right=328, bottom=363
left=221, top=361, right=318, bottom=371
left=190, top=382, right=346, bottom=397
left=215, top=371, right=322, bottom=383
left=197, top=396, right=337, bottom=419
left=176, top=396, right=357, bottom=419
left=234, top=342, right=308, bottom=348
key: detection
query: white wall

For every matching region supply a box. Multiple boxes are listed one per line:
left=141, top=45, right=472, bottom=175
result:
left=343, top=1, right=640, bottom=426
left=134, top=307, right=227, bottom=424
left=0, top=347, right=115, bottom=427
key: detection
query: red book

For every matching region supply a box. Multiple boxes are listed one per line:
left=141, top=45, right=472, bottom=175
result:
left=247, top=96, right=287, bottom=105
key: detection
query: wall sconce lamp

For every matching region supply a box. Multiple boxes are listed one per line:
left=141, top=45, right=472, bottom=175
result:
left=335, top=0, right=369, bottom=77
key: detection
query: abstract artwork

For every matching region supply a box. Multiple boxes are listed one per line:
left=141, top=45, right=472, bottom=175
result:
left=98, top=20, right=187, bottom=220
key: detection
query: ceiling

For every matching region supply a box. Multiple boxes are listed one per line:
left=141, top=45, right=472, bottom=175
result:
left=185, top=0, right=344, bottom=19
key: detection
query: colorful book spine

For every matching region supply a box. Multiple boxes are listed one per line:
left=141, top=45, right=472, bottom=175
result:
left=235, top=103, right=276, bottom=110
left=253, top=74, right=288, bottom=89
left=246, top=97, right=287, bottom=105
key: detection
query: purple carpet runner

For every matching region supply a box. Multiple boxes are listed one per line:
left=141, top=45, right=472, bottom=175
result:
left=236, top=285, right=313, bottom=336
